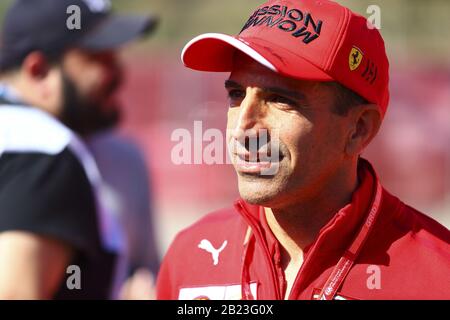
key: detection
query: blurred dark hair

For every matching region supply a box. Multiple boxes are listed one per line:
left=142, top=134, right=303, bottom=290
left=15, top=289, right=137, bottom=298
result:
left=0, top=50, right=65, bottom=74
left=325, top=82, right=369, bottom=116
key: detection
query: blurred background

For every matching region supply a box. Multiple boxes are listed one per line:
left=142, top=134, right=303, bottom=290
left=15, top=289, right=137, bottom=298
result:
left=1, top=0, right=448, bottom=258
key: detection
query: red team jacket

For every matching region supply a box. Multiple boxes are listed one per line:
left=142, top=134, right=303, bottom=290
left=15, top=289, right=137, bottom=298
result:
left=157, top=159, right=450, bottom=300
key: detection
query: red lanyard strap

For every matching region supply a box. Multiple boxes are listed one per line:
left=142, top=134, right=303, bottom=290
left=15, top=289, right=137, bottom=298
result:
left=318, top=180, right=383, bottom=300
left=241, top=227, right=255, bottom=300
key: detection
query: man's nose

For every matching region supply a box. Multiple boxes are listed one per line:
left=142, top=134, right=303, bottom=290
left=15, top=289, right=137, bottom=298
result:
left=231, top=88, right=268, bottom=142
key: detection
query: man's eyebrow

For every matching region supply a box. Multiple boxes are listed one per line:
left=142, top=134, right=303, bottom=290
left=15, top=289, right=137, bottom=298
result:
left=263, top=86, right=307, bottom=102
left=224, top=80, right=308, bottom=103
left=224, top=79, right=241, bottom=89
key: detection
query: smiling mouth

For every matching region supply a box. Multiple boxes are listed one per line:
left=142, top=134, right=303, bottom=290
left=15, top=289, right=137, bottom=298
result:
left=233, top=151, right=283, bottom=175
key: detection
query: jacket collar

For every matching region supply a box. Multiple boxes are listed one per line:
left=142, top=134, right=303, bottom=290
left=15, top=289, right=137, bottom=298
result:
left=235, top=158, right=380, bottom=294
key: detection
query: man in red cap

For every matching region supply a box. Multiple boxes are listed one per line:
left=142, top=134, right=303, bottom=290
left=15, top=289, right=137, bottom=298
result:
left=157, top=0, right=449, bottom=300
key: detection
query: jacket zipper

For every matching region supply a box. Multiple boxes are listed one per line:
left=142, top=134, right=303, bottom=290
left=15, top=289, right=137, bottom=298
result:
left=287, top=213, right=340, bottom=299
left=236, top=201, right=282, bottom=300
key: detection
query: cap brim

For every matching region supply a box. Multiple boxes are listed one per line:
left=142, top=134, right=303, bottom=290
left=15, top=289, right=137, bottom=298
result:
left=181, top=33, right=333, bottom=81
left=78, top=14, right=158, bottom=50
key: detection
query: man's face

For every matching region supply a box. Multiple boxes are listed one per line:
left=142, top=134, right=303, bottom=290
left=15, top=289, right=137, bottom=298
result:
left=59, top=48, right=123, bottom=134
left=226, top=54, right=353, bottom=209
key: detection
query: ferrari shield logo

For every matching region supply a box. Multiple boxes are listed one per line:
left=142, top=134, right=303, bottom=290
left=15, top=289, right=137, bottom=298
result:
left=349, top=46, right=363, bottom=71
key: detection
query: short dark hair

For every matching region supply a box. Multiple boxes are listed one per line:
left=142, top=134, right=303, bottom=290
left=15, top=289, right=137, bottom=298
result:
left=0, top=50, right=64, bottom=74
left=324, top=82, right=369, bottom=116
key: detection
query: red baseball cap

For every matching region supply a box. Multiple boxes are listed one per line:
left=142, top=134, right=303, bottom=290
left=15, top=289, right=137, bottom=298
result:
left=181, top=0, right=389, bottom=115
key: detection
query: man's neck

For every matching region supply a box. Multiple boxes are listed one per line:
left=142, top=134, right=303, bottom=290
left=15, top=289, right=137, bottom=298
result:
left=264, top=163, right=358, bottom=299
left=0, top=78, right=21, bottom=101
left=0, top=76, right=32, bottom=107
left=0, top=76, right=58, bottom=117
left=264, top=163, right=358, bottom=266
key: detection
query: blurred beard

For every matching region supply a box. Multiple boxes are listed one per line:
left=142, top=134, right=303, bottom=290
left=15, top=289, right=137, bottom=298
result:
left=59, top=72, right=121, bottom=136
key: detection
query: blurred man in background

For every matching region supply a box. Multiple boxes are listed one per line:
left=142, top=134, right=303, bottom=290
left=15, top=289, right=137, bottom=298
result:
left=0, top=0, right=158, bottom=299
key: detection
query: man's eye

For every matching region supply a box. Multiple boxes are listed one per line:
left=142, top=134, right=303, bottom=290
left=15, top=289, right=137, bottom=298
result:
left=227, top=89, right=245, bottom=100
left=227, top=89, right=245, bottom=107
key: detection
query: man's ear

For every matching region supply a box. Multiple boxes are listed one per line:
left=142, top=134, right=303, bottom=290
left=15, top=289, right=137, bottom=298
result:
left=18, top=51, right=63, bottom=117
left=345, top=104, right=382, bottom=156
left=21, top=51, right=51, bottom=79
